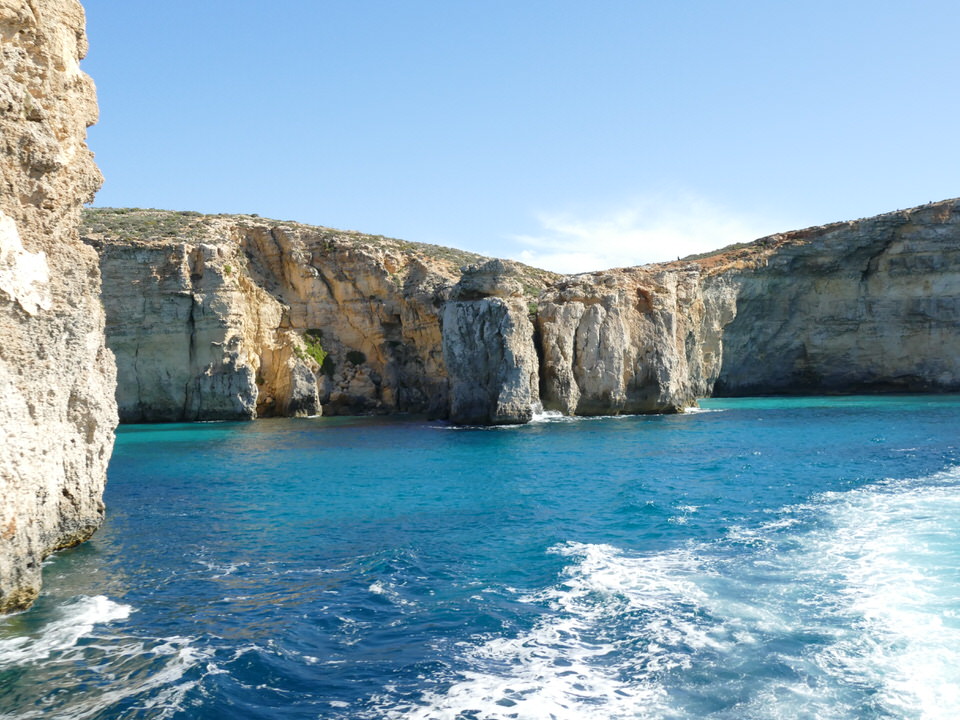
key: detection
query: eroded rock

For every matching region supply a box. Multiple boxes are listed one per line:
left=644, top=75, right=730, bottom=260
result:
left=443, top=261, right=540, bottom=424
left=82, top=212, right=537, bottom=421
left=711, top=200, right=960, bottom=394
left=537, top=266, right=736, bottom=415
left=0, top=0, right=116, bottom=613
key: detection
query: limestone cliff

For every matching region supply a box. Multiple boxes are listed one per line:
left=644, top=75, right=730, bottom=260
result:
left=537, top=266, right=736, bottom=415
left=89, top=235, right=318, bottom=422
left=443, top=260, right=540, bottom=424
left=707, top=199, right=960, bottom=395
left=0, top=1, right=115, bottom=612
left=535, top=199, right=960, bottom=411
left=85, top=198, right=960, bottom=427
left=83, top=209, right=557, bottom=423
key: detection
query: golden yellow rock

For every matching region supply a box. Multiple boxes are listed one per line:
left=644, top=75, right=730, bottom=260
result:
left=82, top=210, right=559, bottom=421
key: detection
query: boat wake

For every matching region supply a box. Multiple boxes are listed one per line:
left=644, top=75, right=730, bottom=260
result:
left=380, top=469, right=960, bottom=719
left=0, top=595, right=210, bottom=720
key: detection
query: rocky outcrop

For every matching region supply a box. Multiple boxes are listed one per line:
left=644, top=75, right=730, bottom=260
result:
left=85, top=198, right=960, bottom=428
left=0, top=1, right=115, bottom=612
left=83, top=210, right=558, bottom=423
left=537, top=266, right=736, bottom=415
left=443, top=260, right=540, bottom=424
left=710, top=200, right=960, bottom=395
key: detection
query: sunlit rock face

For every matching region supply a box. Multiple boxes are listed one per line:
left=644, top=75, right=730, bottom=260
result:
left=86, top=211, right=565, bottom=425
left=536, top=266, right=736, bottom=416
left=85, top=214, right=539, bottom=422
left=0, top=0, right=116, bottom=613
left=538, top=198, right=960, bottom=411
left=442, top=260, right=540, bottom=425
left=87, top=198, right=960, bottom=429
left=711, top=200, right=960, bottom=395
left=90, top=235, right=317, bottom=422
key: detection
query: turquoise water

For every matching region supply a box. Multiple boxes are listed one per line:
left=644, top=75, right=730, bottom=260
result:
left=2, top=396, right=960, bottom=719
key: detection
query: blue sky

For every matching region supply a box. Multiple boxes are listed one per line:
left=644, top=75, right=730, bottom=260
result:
left=81, top=1, right=960, bottom=272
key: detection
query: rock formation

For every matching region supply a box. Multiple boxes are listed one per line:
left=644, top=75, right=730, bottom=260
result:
left=535, top=199, right=960, bottom=408
left=85, top=198, right=960, bottom=428
left=0, top=1, right=115, bottom=613
left=90, top=233, right=317, bottom=422
left=83, top=209, right=557, bottom=423
left=709, top=200, right=960, bottom=395
left=442, top=260, right=540, bottom=424
left=537, top=266, right=736, bottom=415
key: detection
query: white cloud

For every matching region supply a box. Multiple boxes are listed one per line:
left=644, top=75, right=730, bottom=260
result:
left=508, top=194, right=776, bottom=274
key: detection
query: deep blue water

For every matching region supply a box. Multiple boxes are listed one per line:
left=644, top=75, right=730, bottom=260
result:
left=2, top=396, right=960, bottom=719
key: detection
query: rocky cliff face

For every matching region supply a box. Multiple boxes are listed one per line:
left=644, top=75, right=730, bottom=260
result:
left=86, top=199, right=960, bottom=428
left=89, top=235, right=313, bottom=422
left=710, top=199, right=960, bottom=395
left=534, top=198, right=960, bottom=408
left=537, top=265, right=737, bottom=415
left=0, top=1, right=115, bottom=612
left=83, top=209, right=558, bottom=424
left=442, top=260, right=540, bottom=424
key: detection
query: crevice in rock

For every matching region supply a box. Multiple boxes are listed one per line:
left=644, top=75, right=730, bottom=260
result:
left=183, top=294, right=197, bottom=421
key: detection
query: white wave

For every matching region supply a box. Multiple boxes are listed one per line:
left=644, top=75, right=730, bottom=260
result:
left=88, top=641, right=207, bottom=720
left=716, top=472, right=960, bottom=718
left=197, top=558, right=247, bottom=578
left=2, top=634, right=212, bottom=720
left=383, top=470, right=960, bottom=719
left=797, top=480, right=960, bottom=718
left=0, top=595, right=217, bottom=720
left=0, top=595, right=130, bottom=667
left=679, top=405, right=725, bottom=414
left=368, top=580, right=416, bottom=607
left=529, top=404, right=567, bottom=423
left=669, top=504, right=700, bottom=525
left=383, top=542, right=726, bottom=719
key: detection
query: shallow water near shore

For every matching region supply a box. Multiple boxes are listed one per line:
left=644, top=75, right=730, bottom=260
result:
left=2, top=396, right=959, bottom=719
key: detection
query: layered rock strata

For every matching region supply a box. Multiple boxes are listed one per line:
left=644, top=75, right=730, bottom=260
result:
left=83, top=209, right=558, bottom=423
left=0, top=1, right=115, bottom=612
left=710, top=199, right=960, bottom=395
left=87, top=198, right=960, bottom=428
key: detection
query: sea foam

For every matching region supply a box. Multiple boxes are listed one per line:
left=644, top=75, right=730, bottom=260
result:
left=0, top=596, right=216, bottom=720
left=385, top=470, right=960, bottom=719
left=0, top=595, right=130, bottom=667
left=382, top=543, right=722, bottom=719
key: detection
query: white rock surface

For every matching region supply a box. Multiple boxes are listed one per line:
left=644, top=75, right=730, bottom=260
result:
left=0, top=0, right=116, bottom=613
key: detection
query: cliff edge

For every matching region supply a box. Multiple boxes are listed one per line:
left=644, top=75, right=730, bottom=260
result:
left=704, top=200, right=960, bottom=394
left=84, top=198, right=960, bottom=427
left=82, top=208, right=556, bottom=423
left=0, top=0, right=115, bottom=612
